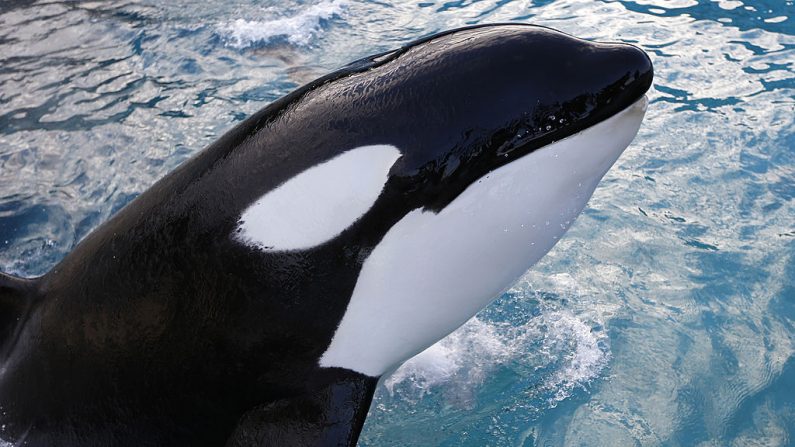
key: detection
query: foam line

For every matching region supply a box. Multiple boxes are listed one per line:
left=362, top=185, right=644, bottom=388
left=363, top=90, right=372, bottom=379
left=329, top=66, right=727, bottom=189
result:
left=217, top=0, right=348, bottom=49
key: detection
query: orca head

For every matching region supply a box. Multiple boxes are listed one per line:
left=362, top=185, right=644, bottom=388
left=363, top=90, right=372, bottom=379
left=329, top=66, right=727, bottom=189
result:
left=237, top=24, right=653, bottom=251
left=309, top=25, right=653, bottom=376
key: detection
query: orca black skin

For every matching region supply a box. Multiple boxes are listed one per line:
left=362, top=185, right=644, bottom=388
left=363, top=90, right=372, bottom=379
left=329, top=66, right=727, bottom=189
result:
left=0, top=24, right=652, bottom=446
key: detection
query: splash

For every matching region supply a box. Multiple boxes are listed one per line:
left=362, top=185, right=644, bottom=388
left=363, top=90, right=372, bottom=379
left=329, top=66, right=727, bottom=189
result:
left=384, top=307, right=610, bottom=409
left=384, top=318, right=513, bottom=400
left=538, top=311, right=611, bottom=405
left=217, top=0, right=348, bottom=49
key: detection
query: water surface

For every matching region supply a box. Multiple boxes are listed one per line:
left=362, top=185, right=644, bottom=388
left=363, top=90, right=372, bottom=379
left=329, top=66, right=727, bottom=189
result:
left=0, top=1, right=793, bottom=445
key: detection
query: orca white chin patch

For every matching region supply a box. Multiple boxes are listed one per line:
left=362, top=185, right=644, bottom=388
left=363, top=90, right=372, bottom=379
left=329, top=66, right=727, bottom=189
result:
left=235, top=145, right=401, bottom=251
left=320, top=97, right=648, bottom=377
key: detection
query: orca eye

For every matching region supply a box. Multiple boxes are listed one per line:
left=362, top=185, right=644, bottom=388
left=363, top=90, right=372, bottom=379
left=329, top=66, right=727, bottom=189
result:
left=235, top=145, right=402, bottom=252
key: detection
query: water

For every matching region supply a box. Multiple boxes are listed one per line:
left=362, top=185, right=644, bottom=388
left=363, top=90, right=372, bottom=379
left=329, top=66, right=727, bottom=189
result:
left=0, top=0, right=793, bottom=445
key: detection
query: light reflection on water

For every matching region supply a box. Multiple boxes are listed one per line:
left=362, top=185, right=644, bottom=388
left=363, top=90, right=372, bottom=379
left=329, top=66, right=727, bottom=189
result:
left=0, top=0, right=793, bottom=445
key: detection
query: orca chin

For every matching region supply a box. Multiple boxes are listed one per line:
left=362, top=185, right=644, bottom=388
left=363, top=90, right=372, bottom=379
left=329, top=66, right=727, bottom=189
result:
left=0, top=24, right=652, bottom=447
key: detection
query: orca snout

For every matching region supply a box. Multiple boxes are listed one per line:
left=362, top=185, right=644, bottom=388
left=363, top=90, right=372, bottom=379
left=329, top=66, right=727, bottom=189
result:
left=592, top=41, right=654, bottom=111
left=625, top=43, right=654, bottom=87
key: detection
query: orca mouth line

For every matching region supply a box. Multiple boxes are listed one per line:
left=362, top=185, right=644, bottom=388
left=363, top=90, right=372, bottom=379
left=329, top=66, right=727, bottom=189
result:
left=483, top=92, right=651, bottom=187
left=493, top=59, right=652, bottom=161
left=542, top=94, right=649, bottom=146
left=408, top=92, right=651, bottom=214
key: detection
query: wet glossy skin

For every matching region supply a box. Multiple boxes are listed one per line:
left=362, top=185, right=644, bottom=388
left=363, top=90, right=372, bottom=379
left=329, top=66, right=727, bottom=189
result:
left=0, top=24, right=651, bottom=446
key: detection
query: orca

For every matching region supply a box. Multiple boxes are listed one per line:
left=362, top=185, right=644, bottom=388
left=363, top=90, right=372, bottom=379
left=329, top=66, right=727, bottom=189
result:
left=0, top=24, right=652, bottom=446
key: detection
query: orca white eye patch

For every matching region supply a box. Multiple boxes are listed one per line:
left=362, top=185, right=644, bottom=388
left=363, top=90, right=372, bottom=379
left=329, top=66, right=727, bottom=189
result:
left=235, top=145, right=401, bottom=251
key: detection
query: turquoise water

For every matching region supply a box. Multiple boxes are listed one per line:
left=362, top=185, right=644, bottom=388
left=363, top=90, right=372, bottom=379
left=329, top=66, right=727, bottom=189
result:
left=0, top=0, right=793, bottom=445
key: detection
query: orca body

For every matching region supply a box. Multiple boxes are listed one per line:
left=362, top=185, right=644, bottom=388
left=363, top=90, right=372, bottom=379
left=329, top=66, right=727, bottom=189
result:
left=0, top=24, right=652, bottom=446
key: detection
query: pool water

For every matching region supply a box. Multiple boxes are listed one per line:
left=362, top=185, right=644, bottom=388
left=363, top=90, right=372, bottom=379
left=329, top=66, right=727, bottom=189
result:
left=0, top=1, right=793, bottom=445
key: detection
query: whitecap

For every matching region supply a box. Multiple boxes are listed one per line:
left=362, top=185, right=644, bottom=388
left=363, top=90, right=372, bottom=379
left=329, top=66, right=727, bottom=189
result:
left=217, top=0, right=348, bottom=49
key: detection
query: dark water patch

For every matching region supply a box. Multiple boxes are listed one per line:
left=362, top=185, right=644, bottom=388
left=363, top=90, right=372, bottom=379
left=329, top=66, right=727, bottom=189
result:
left=684, top=238, right=719, bottom=251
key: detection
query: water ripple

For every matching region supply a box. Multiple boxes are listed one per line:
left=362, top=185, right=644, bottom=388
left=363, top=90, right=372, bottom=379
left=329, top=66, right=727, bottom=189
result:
left=0, top=0, right=793, bottom=445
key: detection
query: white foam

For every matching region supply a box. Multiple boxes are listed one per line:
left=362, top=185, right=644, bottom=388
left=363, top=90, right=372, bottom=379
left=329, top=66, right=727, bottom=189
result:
left=384, top=307, right=610, bottom=408
left=540, top=311, right=611, bottom=405
left=384, top=318, right=512, bottom=399
left=218, top=0, right=348, bottom=49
